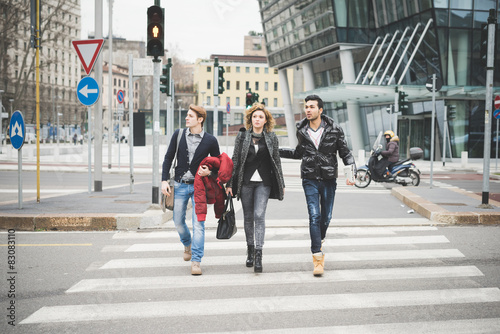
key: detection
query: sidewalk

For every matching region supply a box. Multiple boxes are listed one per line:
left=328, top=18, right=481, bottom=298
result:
left=0, top=143, right=499, bottom=230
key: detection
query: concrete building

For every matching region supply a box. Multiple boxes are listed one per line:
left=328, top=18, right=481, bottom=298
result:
left=0, top=0, right=82, bottom=139
left=193, top=54, right=296, bottom=136
left=259, top=0, right=500, bottom=159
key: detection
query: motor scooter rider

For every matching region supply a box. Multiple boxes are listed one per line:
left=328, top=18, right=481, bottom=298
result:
left=379, top=130, right=399, bottom=178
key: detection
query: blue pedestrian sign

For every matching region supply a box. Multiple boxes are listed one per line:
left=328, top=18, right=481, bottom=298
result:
left=9, top=110, right=25, bottom=150
left=77, top=76, right=100, bottom=106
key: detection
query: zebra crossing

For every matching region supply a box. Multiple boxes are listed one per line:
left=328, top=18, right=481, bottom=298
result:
left=19, top=226, right=500, bottom=332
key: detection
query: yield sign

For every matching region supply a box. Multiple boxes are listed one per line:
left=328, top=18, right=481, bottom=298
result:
left=72, top=39, right=104, bottom=75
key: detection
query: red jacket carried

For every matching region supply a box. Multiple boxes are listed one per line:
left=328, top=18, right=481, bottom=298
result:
left=194, top=153, right=233, bottom=222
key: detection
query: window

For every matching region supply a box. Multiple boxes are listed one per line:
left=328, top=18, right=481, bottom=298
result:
left=265, top=82, right=269, bottom=91
left=207, top=96, right=211, bottom=105
left=273, top=98, right=278, bottom=107
left=226, top=81, right=230, bottom=90
left=274, top=82, right=278, bottom=91
left=246, top=81, right=250, bottom=90
left=245, top=67, right=250, bottom=73
left=207, top=80, right=211, bottom=89
left=207, top=66, right=211, bottom=72
left=255, top=67, right=259, bottom=73
left=236, top=81, right=240, bottom=90
left=265, top=68, right=269, bottom=74
left=263, top=98, right=268, bottom=106
left=255, top=82, right=259, bottom=90
left=225, top=66, right=230, bottom=73
left=274, top=69, right=278, bottom=74
left=236, top=66, right=240, bottom=73
left=236, top=97, right=240, bottom=106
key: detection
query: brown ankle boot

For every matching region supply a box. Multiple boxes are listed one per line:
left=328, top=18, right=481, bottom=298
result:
left=183, top=245, right=192, bottom=261
left=312, top=253, right=325, bottom=276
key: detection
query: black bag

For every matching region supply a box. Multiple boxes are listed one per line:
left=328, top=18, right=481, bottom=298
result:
left=216, top=196, right=237, bottom=239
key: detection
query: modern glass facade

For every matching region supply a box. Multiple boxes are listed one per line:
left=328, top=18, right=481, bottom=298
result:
left=259, top=0, right=500, bottom=159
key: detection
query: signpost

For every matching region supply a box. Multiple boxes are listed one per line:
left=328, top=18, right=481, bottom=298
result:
left=426, top=74, right=441, bottom=188
left=117, top=90, right=124, bottom=169
left=495, top=95, right=500, bottom=170
left=226, top=102, right=230, bottom=152
left=10, top=111, right=25, bottom=209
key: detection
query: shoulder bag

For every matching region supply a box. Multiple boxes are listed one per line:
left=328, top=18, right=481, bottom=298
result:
left=162, top=129, right=183, bottom=212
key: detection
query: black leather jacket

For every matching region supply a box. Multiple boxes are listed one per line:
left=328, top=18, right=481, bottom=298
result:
left=279, top=115, right=356, bottom=180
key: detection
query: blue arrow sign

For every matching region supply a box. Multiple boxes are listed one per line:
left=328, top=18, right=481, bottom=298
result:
left=10, top=110, right=25, bottom=150
left=77, top=76, right=100, bottom=106
left=494, top=109, right=500, bottom=120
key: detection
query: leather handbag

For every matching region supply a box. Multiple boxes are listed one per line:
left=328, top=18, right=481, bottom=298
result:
left=161, top=129, right=183, bottom=213
left=216, top=196, right=237, bottom=239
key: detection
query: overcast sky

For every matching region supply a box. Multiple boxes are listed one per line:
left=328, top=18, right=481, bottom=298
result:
left=80, top=0, right=263, bottom=63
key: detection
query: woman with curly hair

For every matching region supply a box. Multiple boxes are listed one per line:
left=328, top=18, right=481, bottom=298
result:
left=226, top=103, right=285, bottom=273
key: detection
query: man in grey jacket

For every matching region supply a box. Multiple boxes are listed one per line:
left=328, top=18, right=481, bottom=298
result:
left=280, top=95, right=356, bottom=276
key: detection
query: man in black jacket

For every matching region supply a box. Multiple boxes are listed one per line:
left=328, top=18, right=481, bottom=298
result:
left=280, top=95, right=356, bottom=276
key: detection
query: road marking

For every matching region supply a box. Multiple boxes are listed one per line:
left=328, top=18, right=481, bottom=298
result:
left=99, top=249, right=464, bottom=269
left=0, top=243, right=92, bottom=247
left=207, top=318, right=500, bottom=334
left=120, top=235, right=449, bottom=252
left=67, top=265, right=483, bottom=293
left=20, top=288, right=500, bottom=324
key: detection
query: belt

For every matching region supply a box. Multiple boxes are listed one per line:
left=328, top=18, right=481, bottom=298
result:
left=179, top=179, right=194, bottom=184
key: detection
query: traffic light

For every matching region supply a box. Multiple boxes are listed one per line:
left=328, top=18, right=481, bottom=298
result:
left=160, top=58, right=172, bottom=95
left=447, top=105, right=457, bottom=120
left=216, top=66, right=225, bottom=95
left=252, top=92, right=259, bottom=104
left=398, top=91, right=409, bottom=113
left=147, top=6, right=164, bottom=58
left=246, top=91, right=253, bottom=108
left=480, top=23, right=488, bottom=67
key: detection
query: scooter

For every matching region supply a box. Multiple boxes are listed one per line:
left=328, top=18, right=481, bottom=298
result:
left=355, top=132, right=423, bottom=188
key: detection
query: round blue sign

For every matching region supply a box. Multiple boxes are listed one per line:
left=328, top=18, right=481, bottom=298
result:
left=9, top=110, right=25, bottom=150
left=77, top=76, right=100, bottom=106
left=117, top=90, right=125, bottom=104
left=494, top=109, right=500, bottom=120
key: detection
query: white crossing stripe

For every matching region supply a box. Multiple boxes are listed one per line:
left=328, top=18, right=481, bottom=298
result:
left=120, top=235, right=449, bottom=252
left=206, top=318, right=500, bottom=334
left=66, top=266, right=483, bottom=293
left=111, top=226, right=438, bottom=239
left=99, top=249, right=464, bottom=269
left=20, top=288, right=500, bottom=324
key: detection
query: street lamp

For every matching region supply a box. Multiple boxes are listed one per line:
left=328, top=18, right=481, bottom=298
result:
left=177, top=99, right=182, bottom=129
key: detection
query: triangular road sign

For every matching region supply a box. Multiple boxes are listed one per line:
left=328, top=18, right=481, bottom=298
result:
left=72, top=39, right=104, bottom=76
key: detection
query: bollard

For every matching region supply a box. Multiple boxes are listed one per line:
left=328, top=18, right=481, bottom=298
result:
left=461, top=151, right=468, bottom=168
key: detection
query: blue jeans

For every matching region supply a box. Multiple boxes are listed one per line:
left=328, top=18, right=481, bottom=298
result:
left=302, top=178, right=337, bottom=254
left=173, top=182, right=205, bottom=262
left=240, top=182, right=271, bottom=250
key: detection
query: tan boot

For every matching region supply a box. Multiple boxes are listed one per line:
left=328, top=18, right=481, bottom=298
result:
left=191, top=261, right=202, bottom=275
left=312, top=253, right=325, bottom=276
left=183, top=245, right=191, bottom=261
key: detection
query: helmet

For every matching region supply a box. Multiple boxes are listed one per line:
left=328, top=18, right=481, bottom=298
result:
left=384, top=130, right=395, bottom=138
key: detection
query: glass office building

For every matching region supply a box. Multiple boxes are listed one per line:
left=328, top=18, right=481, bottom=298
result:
left=259, top=0, right=500, bottom=159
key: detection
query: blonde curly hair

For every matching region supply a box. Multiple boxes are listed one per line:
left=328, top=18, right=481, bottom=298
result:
left=244, top=103, right=275, bottom=132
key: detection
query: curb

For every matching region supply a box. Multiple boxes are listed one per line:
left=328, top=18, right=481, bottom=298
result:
left=391, top=187, right=500, bottom=225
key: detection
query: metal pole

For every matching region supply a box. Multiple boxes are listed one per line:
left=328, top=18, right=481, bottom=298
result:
left=430, top=73, right=436, bottom=188
left=482, top=9, right=496, bottom=205
left=213, top=96, right=218, bottom=136
left=107, top=0, right=113, bottom=169
left=226, top=108, right=229, bottom=153
left=178, top=99, right=182, bottom=130
left=18, top=148, right=22, bottom=209
left=443, top=105, right=447, bottom=166
left=87, top=106, right=92, bottom=193
left=0, top=90, right=3, bottom=154
left=35, top=0, right=40, bottom=202
left=152, top=59, right=161, bottom=204
left=128, top=54, right=134, bottom=193
left=94, top=0, right=103, bottom=192
left=496, top=118, right=499, bottom=171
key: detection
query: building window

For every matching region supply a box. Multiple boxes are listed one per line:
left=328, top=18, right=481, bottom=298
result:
left=236, top=81, right=240, bottom=90
left=265, top=68, right=269, bottom=74
left=245, top=67, right=250, bottom=73
left=236, top=97, right=240, bottom=106
left=225, top=66, right=230, bottom=73
left=207, top=66, right=211, bottom=72
left=273, top=98, right=278, bottom=107
left=274, top=69, right=278, bottom=74
left=274, top=82, right=278, bottom=91
left=255, top=82, right=259, bottom=90
left=263, top=98, right=268, bottom=106
left=226, top=97, right=230, bottom=104
left=207, top=80, right=211, bottom=89
left=265, top=82, right=269, bottom=91
left=114, top=78, right=116, bottom=85
left=226, top=81, right=230, bottom=90
left=255, top=67, right=259, bottom=73
left=246, top=81, right=250, bottom=90
left=207, top=96, right=211, bottom=105
left=236, top=66, right=240, bottom=73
